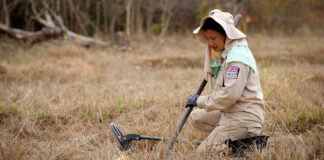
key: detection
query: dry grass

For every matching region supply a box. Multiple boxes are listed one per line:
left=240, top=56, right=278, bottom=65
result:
left=0, top=34, right=323, bottom=160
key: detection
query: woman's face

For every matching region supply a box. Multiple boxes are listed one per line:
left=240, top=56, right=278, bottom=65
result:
left=203, top=30, right=226, bottom=52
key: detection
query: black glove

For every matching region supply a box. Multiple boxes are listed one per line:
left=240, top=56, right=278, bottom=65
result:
left=185, top=94, right=199, bottom=108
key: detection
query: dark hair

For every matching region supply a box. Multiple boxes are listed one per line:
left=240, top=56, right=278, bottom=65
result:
left=201, top=18, right=226, bottom=36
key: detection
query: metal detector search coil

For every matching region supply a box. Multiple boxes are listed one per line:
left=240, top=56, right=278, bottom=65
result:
left=110, top=123, right=135, bottom=153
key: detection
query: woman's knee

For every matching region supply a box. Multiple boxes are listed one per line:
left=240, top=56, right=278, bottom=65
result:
left=189, top=109, right=202, bottom=126
left=190, top=109, right=221, bottom=125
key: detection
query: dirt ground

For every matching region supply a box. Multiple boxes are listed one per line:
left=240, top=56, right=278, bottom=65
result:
left=0, top=34, right=323, bottom=159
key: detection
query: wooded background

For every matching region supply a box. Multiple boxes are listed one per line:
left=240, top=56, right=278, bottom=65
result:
left=1, top=0, right=324, bottom=45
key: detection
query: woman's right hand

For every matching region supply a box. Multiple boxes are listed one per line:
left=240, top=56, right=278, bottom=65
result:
left=185, top=94, right=199, bottom=108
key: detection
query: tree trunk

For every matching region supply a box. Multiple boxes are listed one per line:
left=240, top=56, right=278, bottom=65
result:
left=109, top=14, right=117, bottom=37
left=2, top=0, right=10, bottom=26
left=62, top=0, right=68, bottom=29
left=68, top=0, right=87, bottom=35
left=160, top=15, right=171, bottom=36
left=108, top=1, right=125, bottom=38
left=102, top=0, right=108, bottom=33
left=131, top=0, right=136, bottom=34
left=96, top=1, right=100, bottom=31
left=126, top=0, right=133, bottom=37
left=135, top=0, right=143, bottom=35
left=160, top=0, right=179, bottom=37
left=56, top=0, right=60, bottom=13
left=145, top=0, right=154, bottom=33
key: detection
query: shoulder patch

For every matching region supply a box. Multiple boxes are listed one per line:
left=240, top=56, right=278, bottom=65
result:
left=226, top=65, right=240, bottom=79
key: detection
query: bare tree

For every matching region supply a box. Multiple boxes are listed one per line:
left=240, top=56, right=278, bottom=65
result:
left=67, top=0, right=87, bottom=35
left=2, top=0, right=9, bottom=26
left=144, top=0, right=154, bottom=33
left=1, top=0, right=20, bottom=27
left=126, top=0, right=133, bottom=37
left=106, top=0, right=125, bottom=36
left=223, top=0, right=244, bottom=14
left=160, top=0, right=180, bottom=36
left=135, top=0, right=143, bottom=35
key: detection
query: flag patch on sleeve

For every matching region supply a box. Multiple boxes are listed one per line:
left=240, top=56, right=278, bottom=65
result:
left=226, top=65, right=240, bottom=79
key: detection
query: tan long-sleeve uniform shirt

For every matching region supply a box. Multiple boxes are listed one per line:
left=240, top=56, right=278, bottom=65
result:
left=197, top=49, right=265, bottom=128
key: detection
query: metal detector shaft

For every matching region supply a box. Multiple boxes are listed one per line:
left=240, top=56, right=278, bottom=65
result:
left=166, top=77, right=207, bottom=151
left=166, top=14, right=242, bottom=153
left=126, top=134, right=202, bottom=145
left=127, top=134, right=201, bottom=145
left=140, top=135, right=165, bottom=141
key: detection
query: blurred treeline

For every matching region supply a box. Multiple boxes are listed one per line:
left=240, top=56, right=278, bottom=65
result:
left=1, top=0, right=324, bottom=39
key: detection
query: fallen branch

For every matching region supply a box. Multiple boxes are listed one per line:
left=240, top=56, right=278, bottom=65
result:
left=66, top=30, right=107, bottom=46
left=0, top=23, right=39, bottom=39
left=0, top=0, right=107, bottom=47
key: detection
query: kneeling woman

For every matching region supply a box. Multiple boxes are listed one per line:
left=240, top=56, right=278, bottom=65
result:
left=185, top=9, right=265, bottom=153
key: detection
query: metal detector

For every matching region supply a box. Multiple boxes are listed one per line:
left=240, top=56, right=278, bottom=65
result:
left=110, top=123, right=269, bottom=156
left=110, top=123, right=201, bottom=154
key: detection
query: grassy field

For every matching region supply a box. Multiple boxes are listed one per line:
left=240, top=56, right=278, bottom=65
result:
left=0, top=34, right=323, bottom=159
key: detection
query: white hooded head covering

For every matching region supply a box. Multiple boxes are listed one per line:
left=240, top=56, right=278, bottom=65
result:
left=193, top=9, right=246, bottom=43
left=193, top=9, right=247, bottom=93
